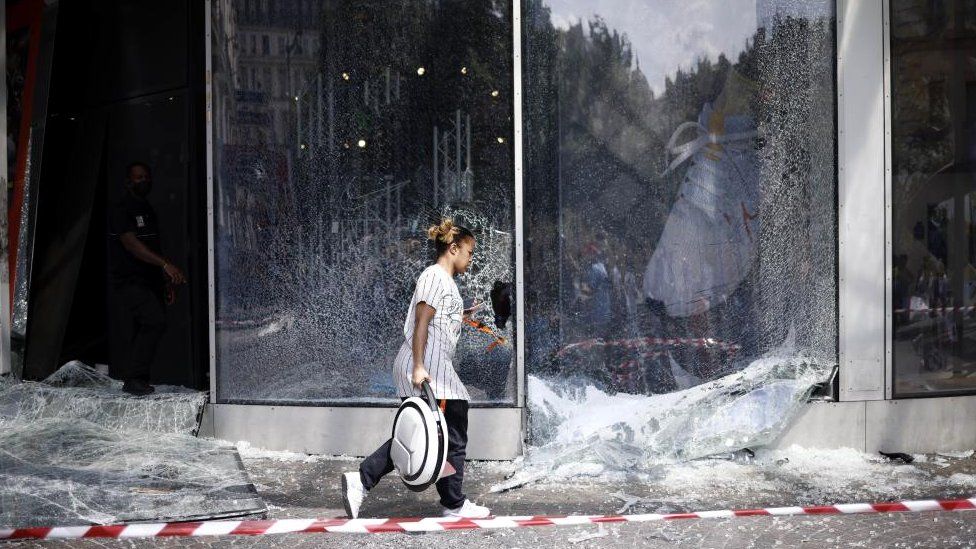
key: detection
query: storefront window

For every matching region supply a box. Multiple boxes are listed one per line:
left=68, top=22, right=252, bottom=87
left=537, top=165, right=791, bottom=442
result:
left=522, top=0, right=838, bottom=393
left=891, top=0, right=976, bottom=397
left=211, top=1, right=515, bottom=403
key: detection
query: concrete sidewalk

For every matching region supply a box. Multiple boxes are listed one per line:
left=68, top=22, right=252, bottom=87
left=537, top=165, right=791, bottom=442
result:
left=13, top=448, right=976, bottom=548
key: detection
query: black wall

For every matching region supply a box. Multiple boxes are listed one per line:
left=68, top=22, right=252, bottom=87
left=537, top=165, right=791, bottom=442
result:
left=24, top=0, right=208, bottom=389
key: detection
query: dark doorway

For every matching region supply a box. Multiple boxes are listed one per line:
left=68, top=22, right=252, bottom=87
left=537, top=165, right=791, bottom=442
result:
left=22, top=0, right=207, bottom=389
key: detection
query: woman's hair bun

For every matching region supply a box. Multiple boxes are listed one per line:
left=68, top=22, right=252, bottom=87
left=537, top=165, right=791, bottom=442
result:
left=427, top=218, right=459, bottom=244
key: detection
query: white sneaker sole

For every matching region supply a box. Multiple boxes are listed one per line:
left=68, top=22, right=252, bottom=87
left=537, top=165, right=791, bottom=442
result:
left=442, top=508, right=491, bottom=519
left=341, top=474, right=356, bottom=519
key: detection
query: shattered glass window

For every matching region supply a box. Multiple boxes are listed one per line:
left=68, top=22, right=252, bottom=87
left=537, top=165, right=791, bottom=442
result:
left=891, top=0, right=976, bottom=397
left=0, top=362, right=263, bottom=528
left=522, top=0, right=838, bottom=394
left=211, top=2, right=516, bottom=403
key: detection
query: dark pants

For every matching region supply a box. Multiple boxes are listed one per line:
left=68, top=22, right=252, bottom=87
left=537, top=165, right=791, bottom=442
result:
left=116, top=282, right=166, bottom=383
left=360, top=399, right=469, bottom=509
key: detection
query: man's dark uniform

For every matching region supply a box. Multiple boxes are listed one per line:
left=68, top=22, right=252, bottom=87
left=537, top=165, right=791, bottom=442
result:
left=109, top=193, right=166, bottom=385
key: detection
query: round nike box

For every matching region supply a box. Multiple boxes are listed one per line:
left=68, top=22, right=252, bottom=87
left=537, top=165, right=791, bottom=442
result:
left=390, top=380, right=449, bottom=492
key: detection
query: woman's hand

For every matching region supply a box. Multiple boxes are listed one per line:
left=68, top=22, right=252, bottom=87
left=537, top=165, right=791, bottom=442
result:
left=412, top=365, right=431, bottom=388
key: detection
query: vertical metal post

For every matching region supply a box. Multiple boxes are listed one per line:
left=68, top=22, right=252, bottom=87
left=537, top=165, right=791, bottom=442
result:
left=317, top=216, right=322, bottom=292
left=317, top=73, right=323, bottom=146
left=433, top=126, right=439, bottom=207
left=328, top=83, right=335, bottom=155
left=455, top=109, right=462, bottom=200
left=308, top=84, right=314, bottom=146
left=882, top=0, right=893, bottom=399
left=837, top=0, right=886, bottom=401
left=386, top=176, right=392, bottom=229
left=0, top=2, right=9, bottom=376
left=205, top=0, right=217, bottom=403
left=513, top=0, right=527, bottom=413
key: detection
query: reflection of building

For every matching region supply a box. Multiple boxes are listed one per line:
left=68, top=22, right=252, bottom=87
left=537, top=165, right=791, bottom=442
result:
left=235, top=2, right=320, bottom=145
left=434, top=110, right=475, bottom=207
left=211, top=0, right=238, bottom=150
left=214, top=2, right=320, bottom=251
left=890, top=0, right=976, bottom=396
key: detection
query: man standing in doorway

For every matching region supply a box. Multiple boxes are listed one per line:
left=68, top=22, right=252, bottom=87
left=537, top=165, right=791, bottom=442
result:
left=109, top=162, right=186, bottom=395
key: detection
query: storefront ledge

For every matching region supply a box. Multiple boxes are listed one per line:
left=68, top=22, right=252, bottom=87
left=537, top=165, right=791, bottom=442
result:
left=201, top=397, right=976, bottom=460
left=204, top=403, right=522, bottom=460
left=772, top=396, right=976, bottom=454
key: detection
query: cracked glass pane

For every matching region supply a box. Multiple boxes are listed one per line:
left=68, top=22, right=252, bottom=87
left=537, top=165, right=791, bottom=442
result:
left=211, top=1, right=516, bottom=404
left=521, top=0, right=838, bottom=468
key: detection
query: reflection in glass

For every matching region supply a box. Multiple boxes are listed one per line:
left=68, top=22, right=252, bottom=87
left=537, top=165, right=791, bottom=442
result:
left=523, top=0, right=837, bottom=394
left=211, top=2, right=515, bottom=403
left=891, top=0, right=976, bottom=397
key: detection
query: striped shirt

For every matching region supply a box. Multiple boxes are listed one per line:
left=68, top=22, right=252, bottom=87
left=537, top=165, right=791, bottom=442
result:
left=393, top=264, right=470, bottom=400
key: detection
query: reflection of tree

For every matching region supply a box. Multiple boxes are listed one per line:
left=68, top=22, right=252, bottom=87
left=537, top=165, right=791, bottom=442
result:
left=550, top=16, right=765, bottom=248
left=524, top=2, right=837, bottom=391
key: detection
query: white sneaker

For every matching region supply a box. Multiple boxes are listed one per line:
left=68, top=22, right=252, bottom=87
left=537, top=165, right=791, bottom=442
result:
left=341, top=472, right=367, bottom=518
left=442, top=499, right=491, bottom=519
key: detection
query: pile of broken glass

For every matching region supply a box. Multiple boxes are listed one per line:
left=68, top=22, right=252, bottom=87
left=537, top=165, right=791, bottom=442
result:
left=0, top=362, right=263, bottom=528
left=497, top=335, right=835, bottom=492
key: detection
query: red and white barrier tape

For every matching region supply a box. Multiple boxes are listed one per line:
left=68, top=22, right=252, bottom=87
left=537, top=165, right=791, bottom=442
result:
left=559, top=337, right=741, bottom=357
left=215, top=315, right=278, bottom=329
left=894, top=305, right=976, bottom=316
left=3, top=498, right=974, bottom=540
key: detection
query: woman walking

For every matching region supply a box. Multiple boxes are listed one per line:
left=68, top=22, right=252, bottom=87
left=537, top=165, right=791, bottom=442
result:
left=341, top=219, right=491, bottom=519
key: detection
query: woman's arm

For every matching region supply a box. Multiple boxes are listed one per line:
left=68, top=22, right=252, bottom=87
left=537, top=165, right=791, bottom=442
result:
left=411, top=302, right=436, bottom=387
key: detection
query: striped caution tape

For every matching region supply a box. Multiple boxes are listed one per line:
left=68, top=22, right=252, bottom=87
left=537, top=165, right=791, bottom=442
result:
left=558, top=336, right=741, bottom=357
left=894, top=305, right=976, bottom=316
left=3, top=497, right=975, bottom=540
left=215, top=316, right=275, bottom=329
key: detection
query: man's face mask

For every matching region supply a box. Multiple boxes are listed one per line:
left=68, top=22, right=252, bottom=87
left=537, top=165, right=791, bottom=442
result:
left=131, top=179, right=152, bottom=197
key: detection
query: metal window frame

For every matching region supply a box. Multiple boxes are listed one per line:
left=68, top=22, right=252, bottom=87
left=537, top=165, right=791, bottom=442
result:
left=0, top=4, right=9, bottom=377
left=882, top=0, right=893, bottom=400
left=204, top=0, right=526, bottom=456
left=205, top=0, right=217, bottom=404
left=513, top=0, right=526, bottom=411
left=9, top=1, right=58, bottom=380
left=884, top=1, right=976, bottom=400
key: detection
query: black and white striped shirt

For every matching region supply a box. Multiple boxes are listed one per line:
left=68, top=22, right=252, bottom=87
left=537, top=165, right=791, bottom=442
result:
left=393, top=264, right=470, bottom=400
